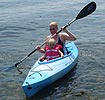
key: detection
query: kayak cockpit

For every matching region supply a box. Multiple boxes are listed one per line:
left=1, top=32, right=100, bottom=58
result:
left=38, top=53, right=72, bottom=64
left=38, top=42, right=74, bottom=64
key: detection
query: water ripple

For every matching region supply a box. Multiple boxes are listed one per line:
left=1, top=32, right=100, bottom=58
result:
left=0, top=0, right=105, bottom=100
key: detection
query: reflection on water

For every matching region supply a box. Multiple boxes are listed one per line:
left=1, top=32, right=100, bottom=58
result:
left=0, top=0, right=105, bottom=100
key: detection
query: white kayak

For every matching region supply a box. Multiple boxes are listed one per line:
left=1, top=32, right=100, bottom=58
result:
left=22, top=42, right=78, bottom=97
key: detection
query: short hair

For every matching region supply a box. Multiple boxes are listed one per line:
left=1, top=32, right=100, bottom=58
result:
left=49, top=22, right=58, bottom=29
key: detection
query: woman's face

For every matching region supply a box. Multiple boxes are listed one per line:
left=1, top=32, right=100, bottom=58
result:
left=49, top=25, right=58, bottom=35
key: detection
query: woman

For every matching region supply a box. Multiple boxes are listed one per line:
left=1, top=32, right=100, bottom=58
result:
left=48, top=22, right=76, bottom=54
left=36, top=21, right=76, bottom=54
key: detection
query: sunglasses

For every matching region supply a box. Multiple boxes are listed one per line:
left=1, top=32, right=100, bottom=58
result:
left=49, top=28, right=56, bottom=31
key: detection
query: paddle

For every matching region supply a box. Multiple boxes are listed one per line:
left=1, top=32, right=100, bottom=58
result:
left=3, top=1, right=96, bottom=73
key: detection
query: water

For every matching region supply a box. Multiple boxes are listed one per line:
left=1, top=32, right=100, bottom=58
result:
left=0, top=0, right=105, bottom=100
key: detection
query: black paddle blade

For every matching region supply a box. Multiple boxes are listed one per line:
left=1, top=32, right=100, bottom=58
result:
left=76, top=2, right=96, bottom=20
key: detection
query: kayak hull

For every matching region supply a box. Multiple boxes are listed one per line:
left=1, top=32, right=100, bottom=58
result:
left=22, top=42, right=78, bottom=97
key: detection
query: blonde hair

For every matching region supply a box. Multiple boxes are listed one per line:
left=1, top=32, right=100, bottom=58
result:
left=49, top=22, right=58, bottom=29
left=47, top=38, right=56, bottom=47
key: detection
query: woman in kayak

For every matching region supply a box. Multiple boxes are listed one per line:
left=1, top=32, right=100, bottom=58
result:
left=36, top=21, right=76, bottom=54
left=39, top=38, right=64, bottom=61
left=49, top=22, right=76, bottom=54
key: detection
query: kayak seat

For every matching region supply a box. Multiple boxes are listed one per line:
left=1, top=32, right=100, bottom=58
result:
left=65, top=45, right=73, bottom=54
left=65, top=47, right=71, bottom=54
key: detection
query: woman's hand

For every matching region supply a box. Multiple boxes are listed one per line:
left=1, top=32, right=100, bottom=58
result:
left=35, top=45, right=45, bottom=53
left=61, top=26, right=68, bottom=33
left=35, top=45, right=41, bottom=50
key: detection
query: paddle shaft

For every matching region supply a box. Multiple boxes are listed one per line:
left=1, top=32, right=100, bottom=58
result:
left=15, top=2, right=96, bottom=67
left=15, top=19, right=77, bottom=67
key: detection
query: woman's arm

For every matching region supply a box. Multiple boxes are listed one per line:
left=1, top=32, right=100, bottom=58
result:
left=61, top=28, right=76, bottom=42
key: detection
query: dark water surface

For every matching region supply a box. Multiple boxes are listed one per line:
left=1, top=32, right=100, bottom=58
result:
left=0, top=0, right=105, bottom=100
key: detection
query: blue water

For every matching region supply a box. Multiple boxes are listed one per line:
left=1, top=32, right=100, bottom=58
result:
left=0, top=0, right=105, bottom=100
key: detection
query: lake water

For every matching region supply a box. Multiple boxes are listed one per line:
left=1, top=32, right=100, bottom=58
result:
left=0, top=0, right=105, bottom=100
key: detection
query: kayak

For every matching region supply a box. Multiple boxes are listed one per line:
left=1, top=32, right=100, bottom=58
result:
left=22, top=42, right=78, bottom=97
